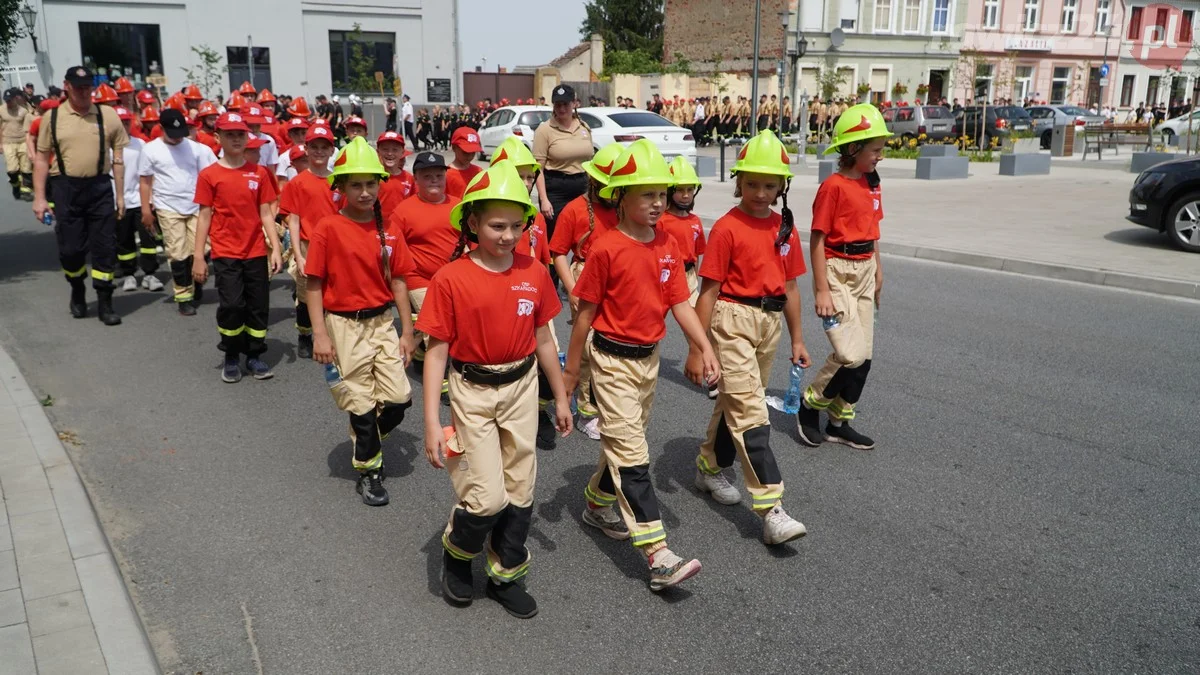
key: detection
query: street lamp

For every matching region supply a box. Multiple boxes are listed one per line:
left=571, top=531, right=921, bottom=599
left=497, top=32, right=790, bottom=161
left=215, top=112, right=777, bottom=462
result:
left=777, top=11, right=790, bottom=133
left=19, top=4, right=37, bottom=53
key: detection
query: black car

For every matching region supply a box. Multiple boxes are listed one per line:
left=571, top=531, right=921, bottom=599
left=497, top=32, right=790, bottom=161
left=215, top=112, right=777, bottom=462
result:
left=1127, top=155, right=1200, bottom=252
left=952, top=106, right=1034, bottom=148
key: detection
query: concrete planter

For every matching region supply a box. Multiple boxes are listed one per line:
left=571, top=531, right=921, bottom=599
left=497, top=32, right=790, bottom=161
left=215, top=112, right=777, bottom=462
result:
left=818, top=159, right=837, bottom=183
left=814, top=143, right=830, bottom=157
left=919, top=145, right=959, bottom=158
left=1003, top=137, right=1041, bottom=154
left=1130, top=152, right=1178, bottom=174
left=916, top=156, right=969, bottom=180
left=999, top=153, right=1051, bottom=176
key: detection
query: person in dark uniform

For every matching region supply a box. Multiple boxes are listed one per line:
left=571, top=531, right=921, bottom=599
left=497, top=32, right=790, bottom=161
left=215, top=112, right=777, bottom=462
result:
left=32, top=66, right=129, bottom=326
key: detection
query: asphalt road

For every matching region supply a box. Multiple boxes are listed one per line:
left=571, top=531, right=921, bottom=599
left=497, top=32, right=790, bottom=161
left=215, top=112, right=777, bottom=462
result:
left=0, top=200, right=1197, bottom=674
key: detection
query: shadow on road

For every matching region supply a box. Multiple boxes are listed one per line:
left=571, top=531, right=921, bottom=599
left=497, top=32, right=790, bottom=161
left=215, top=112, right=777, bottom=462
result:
left=1102, top=227, right=1179, bottom=252
left=325, top=432, right=419, bottom=484
left=0, top=227, right=59, bottom=284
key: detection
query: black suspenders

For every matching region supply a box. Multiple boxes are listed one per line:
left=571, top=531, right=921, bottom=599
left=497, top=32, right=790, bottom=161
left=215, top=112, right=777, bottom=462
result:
left=49, top=105, right=106, bottom=177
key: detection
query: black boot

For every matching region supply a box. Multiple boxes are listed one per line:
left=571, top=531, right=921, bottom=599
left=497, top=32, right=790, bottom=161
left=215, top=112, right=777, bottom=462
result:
left=355, top=470, right=389, bottom=506
left=96, top=291, right=122, bottom=326
left=69, top=283, right=87, bottom=319
left=486, top=581, right=538, bottom=619
left=536, top=408, right=556, bottom=450
left=297, top=334, right=313, bottom=359
left=442, top=552, right=474, bottom=606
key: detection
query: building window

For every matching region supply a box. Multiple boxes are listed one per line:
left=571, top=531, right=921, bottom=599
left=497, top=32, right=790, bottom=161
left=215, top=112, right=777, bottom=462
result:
left=1146, top=76, right=1160, bottom=105
left=79, top=23, right=163, bottom=83
left=1155, top=7, right=1170, bottom=39
left=975, top=64, right=994, bottom=103
left=329, top=30, right=396, bottom=93
left=1182, top=10, right=1194, bottom=43
left=931, top=0, right=951, bottom=33
left=874, top=0, right=894, bottom=32
left=226, top=47, right=271, bottom=93
left=1015, top=65, right=1034, bottom=102
left=903, top=0, right=921, bottom=32
left=1024, top=0, right=1040, bottom=31
left=983, top=0, right=1000, bottom=29
left=1096, top=0, right=1111, bottom=33
left=1051, top=66, right=1071, bottom=104
left=1120, top=74, right=1136, bottom=107
left=840, top=0, right=860, bottom=30
left=1127, top=6, right=1143, bottom=40
left=1061, top=0, right=1077, bottom=33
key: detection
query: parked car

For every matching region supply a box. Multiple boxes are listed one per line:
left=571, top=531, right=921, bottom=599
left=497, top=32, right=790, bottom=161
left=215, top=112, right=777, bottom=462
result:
left=478, top=106, right=552, bottom=153
left=575, top=107, right=697, bottom=161
left=1127, top=155, right=1200, bottom=252
left=1026, top=105, right=1106, bottom=149
left=882, top=105, right=955, bottom=142
left=1152, top=109, right=1200, bottom=144
left=952, top=105, right=1033, bottom=148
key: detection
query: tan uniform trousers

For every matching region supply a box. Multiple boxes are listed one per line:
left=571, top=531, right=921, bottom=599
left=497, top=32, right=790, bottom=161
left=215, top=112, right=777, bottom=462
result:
left=157, top=210, right=198, bottom=303
left=569, top=260, right=598, bottom=418
left=408, top=286, right=429, bottom=359
left=805, top=256, right=877, bottom=421
left=287, top=239, right=311, bottom=334
left=325, top=312, right=412, bottom=471
left=4, top=142, right=30, bottom=175
left=697, top=300, right=786, bottom=512
left=685, top=266, right=699, bottom=307
left=585, top=344, right=666, bottom=548
left=442, top=360, right=538, bottom=583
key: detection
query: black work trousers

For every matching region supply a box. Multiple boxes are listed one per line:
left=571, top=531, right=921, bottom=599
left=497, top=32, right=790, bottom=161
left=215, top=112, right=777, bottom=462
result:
left=116, top=210, right=160, bottom=276
left=212, top=256, right=270, bottom=358
left=542, top=171, right=588, bottom=240
left=48, top=175, right=117, bottom=291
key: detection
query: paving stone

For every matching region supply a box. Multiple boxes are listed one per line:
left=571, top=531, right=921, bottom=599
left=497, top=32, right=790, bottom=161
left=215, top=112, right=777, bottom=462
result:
left=32, top=625, right=107, bottom=674
left=4, top=488, right=57, bottom=518
left=0, top=466, right=48, bottom=497
left=0, top=437, right=38, bottom=472
left=0, top=622, right=36, bottom=674
left=14, top=551, right=79, bottom=601
left=25, top=590, right=91, bottom=638
left=0, top=524, right=11, bottom=553
left=76, top=553, right=159, bottom=675
left=9, top=511, right=69, bottom=561
left=0, top=587, right=24, bottom=628
left=0, top=549, right=16, bottom=591
left=46, top=466, right=108, bottom=560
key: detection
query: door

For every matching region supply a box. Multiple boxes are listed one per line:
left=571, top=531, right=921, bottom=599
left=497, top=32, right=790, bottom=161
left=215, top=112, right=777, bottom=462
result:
left=928, top=70, right=947, bottom=103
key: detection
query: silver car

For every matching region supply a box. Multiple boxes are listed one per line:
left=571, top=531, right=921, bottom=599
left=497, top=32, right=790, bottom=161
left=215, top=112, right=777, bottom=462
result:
left=1026, top=105, right=1107, bottom=149
left=882, top=105, right=956, bottom=142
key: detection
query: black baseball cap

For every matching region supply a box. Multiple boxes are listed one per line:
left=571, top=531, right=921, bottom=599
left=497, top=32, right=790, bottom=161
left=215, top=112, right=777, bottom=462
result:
left=412, top=151, right=446, bottom=172
left=551, top=84, right=575, bottom=104
left=64, top=66, right=94, bottom=87
left=160, top=109, right=190, bottom=139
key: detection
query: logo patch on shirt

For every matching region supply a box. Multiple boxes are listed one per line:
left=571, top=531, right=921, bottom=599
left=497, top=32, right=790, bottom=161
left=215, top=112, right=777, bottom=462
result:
left=660, top=269, right=670, bottom=283
left=248, top=179, right=259, bottom=191
left=529, top=233, right=538, bottom=249
left=873, top=198, right=880, bottom=211
left=511, top=281, right=538, bottom=293
left=516, top=299, right=535, bottom=317
left=780, top=243, right=791, bottom=256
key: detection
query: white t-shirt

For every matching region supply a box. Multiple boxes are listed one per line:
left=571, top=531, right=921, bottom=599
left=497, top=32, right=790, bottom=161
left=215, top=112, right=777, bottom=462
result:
left=255, top=132, right=278, bottom=168
left=402, top=101, right=414, bottom=123
left=276, top=152, right=336, bottom=180
left=137, top=137, right=217, bottom=215
left=121, top=137, right=143, bottom=209
left=694, top=103, right=705, bottom=121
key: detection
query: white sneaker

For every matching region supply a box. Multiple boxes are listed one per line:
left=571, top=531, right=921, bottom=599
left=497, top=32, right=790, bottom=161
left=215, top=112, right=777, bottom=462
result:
left=155, top=245, right=164, bottom=254
left=121, top=275, right=138, bottom=292
left=580, top=506, right=630, bottom=540
left=762, top=504, right=807, bottom=546
left=579, top=416, right=601, bottom=441
left=141, top=274, right=164, bottom=291
left=694, top=469, right=741, bottom=505
left=648, top=548, right=701, bottom=592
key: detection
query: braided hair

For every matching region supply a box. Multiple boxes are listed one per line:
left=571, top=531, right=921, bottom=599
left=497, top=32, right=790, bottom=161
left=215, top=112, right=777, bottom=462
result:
left=574, top=178, right=604, bottom=254
left=450, top=202, right=473, bottom=261
left=775, top=178, right=794, bottom=250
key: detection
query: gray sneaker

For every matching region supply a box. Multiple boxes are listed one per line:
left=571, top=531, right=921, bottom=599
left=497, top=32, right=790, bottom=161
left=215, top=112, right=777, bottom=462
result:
left=581, top=506, right=629, bottom=540
left=648, top=548, right=701, bottom=592
left=694, top=469, right=741, bottom=505
left=121, top=275, right=138, bottom=292
left=762, top=504, right=807, bottom=546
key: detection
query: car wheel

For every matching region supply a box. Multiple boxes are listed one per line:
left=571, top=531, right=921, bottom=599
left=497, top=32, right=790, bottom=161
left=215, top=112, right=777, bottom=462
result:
left=1166, top=193, right=1200, bottom=252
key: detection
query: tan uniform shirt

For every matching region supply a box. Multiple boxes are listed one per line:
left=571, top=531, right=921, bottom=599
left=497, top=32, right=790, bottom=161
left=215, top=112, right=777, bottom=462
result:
left=0, top=105, right=29, bottom=144
left=36, top=103, right=128, bottom=177
left=532, top=116, right=592, bottom=174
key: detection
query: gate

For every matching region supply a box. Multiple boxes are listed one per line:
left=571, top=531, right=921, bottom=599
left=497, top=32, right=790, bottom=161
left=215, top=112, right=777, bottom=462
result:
left=463, top=72, right=535, bottom=106
left=565, top=81, right=613, bottom=105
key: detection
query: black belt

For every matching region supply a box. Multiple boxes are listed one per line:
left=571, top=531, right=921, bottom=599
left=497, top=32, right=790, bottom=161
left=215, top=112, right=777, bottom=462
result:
left=451, top=354, right=535, bottom=386
left=544, top=170, right=586, bottom=180
left=327, top=304, right=392, bottom=320
left=685, top=262, right=696, bottom=272
left=829, top=241, right=875, bottom=256
left=720, top=294, right=787, bottom=312
left=592, top=333, right=657, bottom=359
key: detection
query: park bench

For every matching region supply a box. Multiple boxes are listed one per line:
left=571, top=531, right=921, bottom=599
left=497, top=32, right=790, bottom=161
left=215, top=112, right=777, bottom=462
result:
left=1081, top=123, right=1152, bottom=160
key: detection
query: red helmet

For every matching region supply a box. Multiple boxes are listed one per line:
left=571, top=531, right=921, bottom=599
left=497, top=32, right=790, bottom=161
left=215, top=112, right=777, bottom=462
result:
left=114, top=77, right=135, bottom=95
left=196, top=101, right=219, bottom=118
left=285, top=117, right=310, bottom=131
left=238, top=81, right=257, bottom=95
left=163, top=93, right=187, bottom=112
left=92, top=83, right=119, bottom=104
left=113, top=106, right=135, bottom=121
left=140, top=107, right=160, bottom=123
left=226, top=92, right=247, bottom=112
left=257, top=88, right=276, bottom=104
left=136, top=90, right=156, bottom=107
left=286, top=96, right=311, bottom=118
left=344, top=116, right=367, bottom=130
left=183, top=84, right=203, bottom=101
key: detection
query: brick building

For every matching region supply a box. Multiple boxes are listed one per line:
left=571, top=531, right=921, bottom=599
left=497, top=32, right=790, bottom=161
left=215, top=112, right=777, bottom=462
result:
left=663, top=0, right=790, bottom=73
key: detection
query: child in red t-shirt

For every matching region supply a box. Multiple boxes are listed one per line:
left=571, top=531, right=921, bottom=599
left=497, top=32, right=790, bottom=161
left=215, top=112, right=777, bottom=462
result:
left=193, top=112, right=283, bottom=383
left=565, top=140, right=719, bottom=593
left=691, top=130, right=811, bottom=547
left=799, top=104, right=887, bottom=451
left=660, top=156, right=708, bottom=307
left=304, top=137, right=417, bottom=507
left=444, top=127, right=483, bottom=199
left=279, top=126, right=339, bottom=359
left=375, top=130, right=415, bottom=216
left=417, top=162, right=570, bottom=618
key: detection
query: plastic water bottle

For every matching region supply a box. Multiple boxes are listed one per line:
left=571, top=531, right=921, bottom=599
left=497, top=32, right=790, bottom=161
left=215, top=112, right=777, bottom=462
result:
left=822, top=315, right=840, bottom=331
left=558, top=351, right=566, bottom=368
left=323, top=363, right=342, bottom=387
left=41, top=210, right=54, bottom=227
left=782, top=364, right=805, bottom=414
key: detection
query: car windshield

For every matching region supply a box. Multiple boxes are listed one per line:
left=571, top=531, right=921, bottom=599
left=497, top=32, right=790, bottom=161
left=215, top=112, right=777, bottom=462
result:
left=994, top=106, right=1031, bottom=119
left=608, top=112, right=678, bottom=128
left=518, top=111, right=551, bottom=128
left=1057, top=106, right=1092, bottom=116
left=922, top=106, right=952, bottom=119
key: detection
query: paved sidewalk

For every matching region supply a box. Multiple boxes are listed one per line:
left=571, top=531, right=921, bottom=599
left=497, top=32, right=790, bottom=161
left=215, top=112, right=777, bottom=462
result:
left=0, top=348, right=158, bottom=675
left=695, top=156, right=1200, bottom=300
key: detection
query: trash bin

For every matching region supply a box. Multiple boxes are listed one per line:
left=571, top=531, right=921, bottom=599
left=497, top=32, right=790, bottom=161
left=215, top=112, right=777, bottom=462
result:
left=1051, top=120, right=1075, bottom=157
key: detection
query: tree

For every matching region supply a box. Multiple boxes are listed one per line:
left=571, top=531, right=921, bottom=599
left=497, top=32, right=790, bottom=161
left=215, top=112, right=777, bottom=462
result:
left=580, top=0, right=665, bottom=58
left=817, top=55, right=848, bottom=100
left=604, top=49, right=663, bottom=75
left=180, top=45, right=226, bottom=98
left=0, top=0, right=28, bottom=66
left=334, top=23, right=380, bottom=93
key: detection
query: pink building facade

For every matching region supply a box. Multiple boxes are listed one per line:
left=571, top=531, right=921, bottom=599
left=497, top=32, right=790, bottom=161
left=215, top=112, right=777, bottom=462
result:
left=962, top=0, right=1128, bottom=107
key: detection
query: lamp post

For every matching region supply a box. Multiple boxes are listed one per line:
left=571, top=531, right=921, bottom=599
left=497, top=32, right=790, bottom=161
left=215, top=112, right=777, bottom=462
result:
left=750, top=0, right=762, bottom=135
left=777, top=11, right=790, bottom=134
left=791, top=33, right=809, bottom=163
left=19, top=4, right=37, bottom=53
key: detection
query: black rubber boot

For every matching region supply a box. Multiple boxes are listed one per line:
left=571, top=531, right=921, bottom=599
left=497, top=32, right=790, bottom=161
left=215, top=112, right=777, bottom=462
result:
left=486, top=581, right=538, bottom=619
left=96, top=291, right=122, bottom=326
left=177, top=300, right=196, bottom=317
left=536, top=408, right=556, bottom=450
left=69, top=283, right=87, bottom=319
left=355, top=470, right=389, bottom=506
left=796, top=404, right=822, bottom=447
left=442, top=552, right=474, bottom=606
left=297, top=334, right=313, bottom=359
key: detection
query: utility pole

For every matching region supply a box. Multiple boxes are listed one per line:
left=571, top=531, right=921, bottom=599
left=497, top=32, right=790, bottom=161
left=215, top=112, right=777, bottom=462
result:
left=247, top=35, right=254, bottom=86
left=750, top=0, right=762, bottom=135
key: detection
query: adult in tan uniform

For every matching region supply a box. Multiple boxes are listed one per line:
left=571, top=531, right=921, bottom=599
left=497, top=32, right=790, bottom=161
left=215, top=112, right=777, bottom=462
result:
left=33, top=66, right=129, bottom=326
left=532, top=84, right=593, bottom=242
left=1, top=88, right=33, bottom=201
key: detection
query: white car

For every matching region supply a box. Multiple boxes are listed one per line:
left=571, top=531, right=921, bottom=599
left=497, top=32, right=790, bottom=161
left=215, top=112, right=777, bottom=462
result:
left=478, top=106, right=552, bottom=153
left=1154, top=109, right=1200, bottom=142
left=576, top=107, right=697, bottom=161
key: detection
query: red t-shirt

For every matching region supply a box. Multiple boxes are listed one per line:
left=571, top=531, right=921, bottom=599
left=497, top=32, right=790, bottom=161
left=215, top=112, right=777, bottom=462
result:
left=28, top=117, right=40, bottom=140
left=279, top=170, right=340, bottom=241
left=444, top=164, right=483, bottom=199
left=548, top=195, right=618, bottom=260
left=658, top=212, right=707, bottom=264
left=811, top=173, right=882, bottom=260
left=305, top=214, right=415, bottom=312
left=699, top=207, right=806, bottom=298
left=572, top=229, right=689, bottom=345
left=193, top=162, right=277, bottom=259
left=150, top=125, right=164, bottom=141
left=417, top=254, right=560, bottom=365
left=388, top=194, right=461, bottom=290
left=196, top=130, right=221, bottom=156
left=516, top=212, right=551, bottom=265
left=378, top=170, right=416, bottom=217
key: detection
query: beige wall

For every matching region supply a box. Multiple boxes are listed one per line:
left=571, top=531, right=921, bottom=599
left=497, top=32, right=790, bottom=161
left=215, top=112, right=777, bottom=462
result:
left=610, top=72, right=789, bottom=105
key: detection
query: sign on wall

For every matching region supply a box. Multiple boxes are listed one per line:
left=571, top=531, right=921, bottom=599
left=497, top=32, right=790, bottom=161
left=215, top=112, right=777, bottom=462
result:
left=1005, top=38, right=1054, bottom=51
left=426, top=78, right=452, bottom=103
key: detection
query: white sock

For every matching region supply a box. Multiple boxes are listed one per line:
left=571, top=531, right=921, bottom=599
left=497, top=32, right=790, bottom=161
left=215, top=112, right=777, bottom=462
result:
left=830, top=419, right=843, bottom=427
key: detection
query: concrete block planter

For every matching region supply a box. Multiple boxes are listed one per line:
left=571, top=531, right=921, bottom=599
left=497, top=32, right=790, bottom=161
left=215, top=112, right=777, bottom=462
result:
left=915, top=156, right=969, bottom=180
left=999, top=153, right=1051, bottom=176
left=818, top=159, right=837, bottom=183
left=919, top=144, right=959, bottom=158
left=1130, top=152, right=1178, bottom=174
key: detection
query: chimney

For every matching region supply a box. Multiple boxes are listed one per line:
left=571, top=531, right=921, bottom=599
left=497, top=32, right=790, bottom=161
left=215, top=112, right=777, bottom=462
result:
left=590, top=33, right=604, bottom=78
